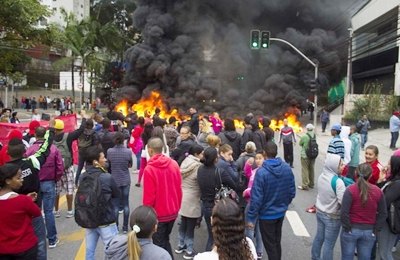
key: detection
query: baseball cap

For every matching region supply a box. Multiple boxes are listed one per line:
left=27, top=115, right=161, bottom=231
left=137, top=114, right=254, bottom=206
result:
left=54, top=119, right=64, bottom=130
left=28, top=120, right=41, bottom=135
left=331, top=123, right=342, bottom=131
left=306, top=123, right=314, bottom=130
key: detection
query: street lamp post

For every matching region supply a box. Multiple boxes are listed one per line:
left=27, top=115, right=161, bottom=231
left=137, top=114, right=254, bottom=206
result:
left=270, top=38, right=319, bottom=129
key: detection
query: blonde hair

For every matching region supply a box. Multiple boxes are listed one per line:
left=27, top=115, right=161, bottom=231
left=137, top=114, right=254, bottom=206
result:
left=127, top=231, right=141, bottom=260
left=200, top=118, right=212, bottom=133
left=207, top=134, right=221, bottom=148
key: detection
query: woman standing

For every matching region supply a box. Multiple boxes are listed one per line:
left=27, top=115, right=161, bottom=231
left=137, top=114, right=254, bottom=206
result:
left=311, top=153, right=345, bottom=260
left=175, top=144, right=204, bottom=259
left=340, top=163, right=387, bottom=260
left=217, top=144, right=239, bottom=183
left=136, top=122, right=154, bottom=187
left=0, top=164, right=41, bottom=259
left=129, top=116, right=145, bottom=174
left=377, top=156, right=400, bottom=260
left=194, top=198, right=257, bottom=260
left=197, top=147, right=236, bottom=251
left=197, top=118, right=213, bottom=149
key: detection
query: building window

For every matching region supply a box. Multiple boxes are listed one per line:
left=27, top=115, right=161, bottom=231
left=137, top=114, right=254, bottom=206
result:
left=53, top=7, right=57, bottom=11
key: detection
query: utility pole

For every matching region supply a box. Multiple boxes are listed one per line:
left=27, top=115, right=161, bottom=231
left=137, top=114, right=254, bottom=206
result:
left=344, top=28, right=353, bottom=115
left=270, top=38, right=319, bottom=129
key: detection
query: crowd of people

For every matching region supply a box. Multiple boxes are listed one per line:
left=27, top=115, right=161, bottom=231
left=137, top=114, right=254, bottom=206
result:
left=0, top=102, right=400, bottom=260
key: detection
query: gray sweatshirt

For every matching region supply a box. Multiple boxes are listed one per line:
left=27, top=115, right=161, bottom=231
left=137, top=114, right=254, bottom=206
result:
left=315, top=153, right=346, bottom=219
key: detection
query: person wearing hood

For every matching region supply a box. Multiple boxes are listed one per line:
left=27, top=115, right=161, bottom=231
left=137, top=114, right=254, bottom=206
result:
left=339, top=125, right=352, bottom=165
left=175, top=144, right=204, bottom=259
left=218, top=118, right=241, bottom=160
left=143, top=137, right=182, bottom=259
left=347, top=125, right=361, bottom=180
left=246, top=142, right=295, bottom=260
left=298, top=124, right=316, bottom=190
left=311, top=153, right=345, bottom=260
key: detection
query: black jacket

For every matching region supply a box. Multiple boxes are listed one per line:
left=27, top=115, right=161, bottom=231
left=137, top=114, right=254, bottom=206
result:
left=218, top=131, right=241, bottom=161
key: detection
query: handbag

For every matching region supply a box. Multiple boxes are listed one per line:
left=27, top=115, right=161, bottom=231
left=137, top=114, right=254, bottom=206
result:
left=214, top=168, right=239, bottom=203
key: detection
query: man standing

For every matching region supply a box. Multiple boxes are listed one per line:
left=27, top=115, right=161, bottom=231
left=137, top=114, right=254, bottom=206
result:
left=389, top=111, right=400, bottom=150
left=348, top=125, right=360, bottom=180
left=143, top=137, right=182, bottom=259
left=327, top=124, right=345, bottom=159
left=279, top=119, right=296, bottom=168
left=356, top=114, right=371, bottom=149
left=320, top=109, right=330, bottom=133
left=188, top=107, right=199, bottom=136
left=246, top=142, right=295, bottom=260
left=25, top=126, right=64, bottom=249
left=298, top=124, right=316, bottom=190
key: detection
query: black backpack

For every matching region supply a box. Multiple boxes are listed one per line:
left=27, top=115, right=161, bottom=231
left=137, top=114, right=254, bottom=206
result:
left=306, top=133, right=319, bottom=159
left=385, top=180, right=400, bottom=234
left=74, top=171, right=105, bottom=228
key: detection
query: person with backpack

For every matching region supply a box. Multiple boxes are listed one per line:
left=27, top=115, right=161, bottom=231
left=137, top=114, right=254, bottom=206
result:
left=53, top=112, right=87, bottom=218
left=75, top=119, right=98, bottom=185
left=279, top=119, right=296, bottom=168
left=340, top=163, right=387, bottom=260
left=298, top=124, right=317, bottom=190
left=75, top=145, right=120, bottom=260
left=377, top=155, right=400, bottom=260
left=311, top=153, right=345, bottom=260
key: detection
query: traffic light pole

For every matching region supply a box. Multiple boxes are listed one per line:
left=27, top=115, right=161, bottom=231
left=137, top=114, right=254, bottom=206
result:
left=270, top=38, right=319, bottom=129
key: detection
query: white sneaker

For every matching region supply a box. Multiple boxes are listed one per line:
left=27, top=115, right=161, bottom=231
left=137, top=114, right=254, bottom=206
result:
left=54, top=211, right=61, bottom=218
left=66, top=211, right=74, bottom=218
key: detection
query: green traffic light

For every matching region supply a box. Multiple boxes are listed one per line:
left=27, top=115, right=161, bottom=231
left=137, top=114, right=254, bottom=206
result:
left=262, top=43, right=268, bottom=48
left=252, top=42, right=258, bottom=47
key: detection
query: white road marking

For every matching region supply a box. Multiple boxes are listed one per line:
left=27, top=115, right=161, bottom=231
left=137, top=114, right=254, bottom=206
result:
left=286, top=210, right=310, bottom=237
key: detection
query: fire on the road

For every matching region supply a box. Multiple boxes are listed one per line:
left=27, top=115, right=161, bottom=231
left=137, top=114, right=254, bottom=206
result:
left=116, top=91, right=302, bottom=132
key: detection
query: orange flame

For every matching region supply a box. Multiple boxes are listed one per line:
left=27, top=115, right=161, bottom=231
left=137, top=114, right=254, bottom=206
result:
left=116, top=91, right=302, bottom=132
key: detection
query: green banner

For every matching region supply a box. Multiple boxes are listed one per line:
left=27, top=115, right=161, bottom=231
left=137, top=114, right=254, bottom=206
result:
left=328, top=79, right=346, bottom=103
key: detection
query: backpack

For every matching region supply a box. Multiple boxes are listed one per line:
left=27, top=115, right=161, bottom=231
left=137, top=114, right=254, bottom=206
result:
left=383, top=180, right=400, bottom=234
left=78, top=129, right=95, bottom=149
left=74, top=171, right=105, bottom=228
left=331, top=175, right=355, bottom=194
left=306, top=133, right=319, bottom=159
left=54, top=133, right=72, bottom=168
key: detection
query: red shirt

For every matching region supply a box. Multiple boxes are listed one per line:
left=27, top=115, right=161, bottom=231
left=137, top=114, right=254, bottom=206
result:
left=0, top=145, right=10, bottom=166
left=143, top=154, right=182, bottom=222
left=0, top=195, right=41, bottom=254
left=348, top=184, right=383, bottom=225
left=368, top=160, right=383, bottom=185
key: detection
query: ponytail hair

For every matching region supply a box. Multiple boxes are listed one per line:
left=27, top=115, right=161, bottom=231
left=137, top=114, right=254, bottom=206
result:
left=127, top=206, right=158, bottom=260
left=356, top=163, right=372, bottom=206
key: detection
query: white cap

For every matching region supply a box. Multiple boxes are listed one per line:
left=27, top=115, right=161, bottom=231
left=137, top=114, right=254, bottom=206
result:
left=306, top=123, right=314, bottom=130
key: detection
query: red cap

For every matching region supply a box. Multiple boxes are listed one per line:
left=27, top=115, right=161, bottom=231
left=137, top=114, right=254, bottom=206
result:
left=7, top=129, right=23, bottom=140
left=394, top=111, right=400, bottom=116
left=29, top=120, right=41, bottom=135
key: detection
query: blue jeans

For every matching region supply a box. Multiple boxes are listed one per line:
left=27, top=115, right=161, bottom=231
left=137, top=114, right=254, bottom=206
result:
left=378, top=221, right=398, bottom=260
left=85, top=223, right=118, bottom=260
left=135, top=150, right=142, bottom=170
left=202, top=202, right=214, bottom=251
left=244, top=204, right=263, bottom=254
left=40, top=181, right=58, bottom=244
left=341, top=228, right=376, bottom=260
left=178, top=216, right=197, bottom=253
left=32, top=216, right=47, bottom=260
left=390, top=131, right=399, bottom=149
left=113, top=185, right=130, bottom=232
left=311, top=211, right=341, bottom=260
left=360, top=133, right=368, bottom=149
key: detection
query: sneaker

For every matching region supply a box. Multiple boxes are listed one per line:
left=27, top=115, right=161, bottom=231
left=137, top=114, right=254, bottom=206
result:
left=174, top=245, right=187, bottom=254
left=183, top=251, right=196, bottom=259
left=257, top=253, right=263, bottom=259
left=392, top=246, right=397, bottom=253
left=66, top=211, right=74, bottom=218
left=119, top=210, right=123, bottom=214
left=54, top=211, right=61, bottom=218
left=49, top=239, right=60, bottom=249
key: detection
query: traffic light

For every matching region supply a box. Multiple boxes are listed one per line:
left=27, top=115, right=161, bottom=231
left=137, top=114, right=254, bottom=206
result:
left=261, top=31, right=270, bottom=49
left=309, top=79, right=318, bottom=92
left=250, top=30, right=260, bottom=49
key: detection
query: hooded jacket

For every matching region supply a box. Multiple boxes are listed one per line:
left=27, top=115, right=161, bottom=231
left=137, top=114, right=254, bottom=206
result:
left=315, top=153, right=345, bottom=218
left=349, top=132, right=360, bottom=167
left=179, top=155, right=202, bottom=218
left=339, top=126, right=352, bottom=164
left=218, top=131, right=241, bottom=160
left=247, top=157, right=295, bottom=223
left=143, top=153, right=182, bottom=222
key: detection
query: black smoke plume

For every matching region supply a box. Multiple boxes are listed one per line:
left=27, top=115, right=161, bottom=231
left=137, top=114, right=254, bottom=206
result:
left=122, top=0, right=356, bottom=117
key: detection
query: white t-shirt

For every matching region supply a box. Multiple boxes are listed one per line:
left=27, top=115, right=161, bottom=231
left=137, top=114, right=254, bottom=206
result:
left=194, top=237, right=257, bottom=260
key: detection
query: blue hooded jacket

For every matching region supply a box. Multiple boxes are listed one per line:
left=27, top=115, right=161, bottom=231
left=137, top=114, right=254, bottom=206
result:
left=247, top=157, right=295, bottom=223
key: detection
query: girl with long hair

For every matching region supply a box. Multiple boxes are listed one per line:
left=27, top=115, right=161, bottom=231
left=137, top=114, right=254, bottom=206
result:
left=340, top=163, right=387, bottom=260
left=0, top=163, right=41, bottom=259
left=364, top=145, right=384, bottom=185
left=377, top=156, right=400, bottom=260
left=194, top=198, right=257, bottom=260
left=105, top=205, right=171, bottom=260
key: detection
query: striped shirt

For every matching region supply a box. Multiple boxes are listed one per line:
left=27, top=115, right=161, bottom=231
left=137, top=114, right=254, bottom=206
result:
left=107, top=145, right=133, bottom=187
left=327, top=135, right=345, bottom=159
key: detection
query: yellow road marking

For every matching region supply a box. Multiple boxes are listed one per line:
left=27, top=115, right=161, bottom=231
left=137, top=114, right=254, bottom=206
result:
left=59, top=194, right=67, bottom=209
left=75, top=236, right=86, bottom=260
left=59, top=229, right=85, bottom=242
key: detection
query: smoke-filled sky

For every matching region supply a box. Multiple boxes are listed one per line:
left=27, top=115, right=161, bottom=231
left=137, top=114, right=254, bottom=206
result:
left=121, top=0, right=363, bottom=117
